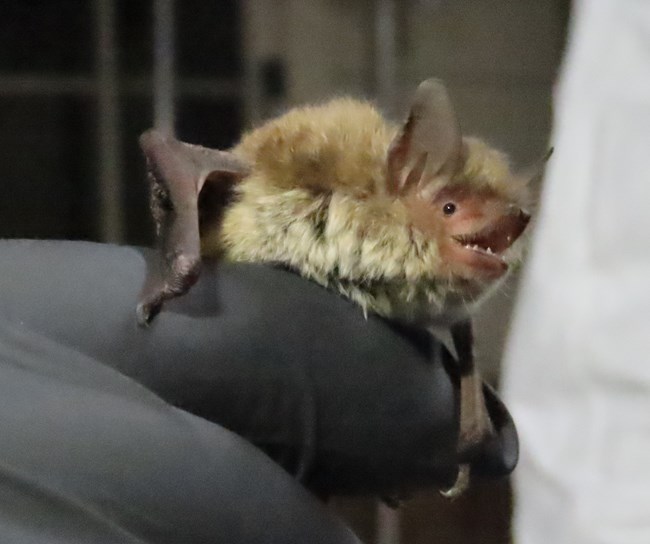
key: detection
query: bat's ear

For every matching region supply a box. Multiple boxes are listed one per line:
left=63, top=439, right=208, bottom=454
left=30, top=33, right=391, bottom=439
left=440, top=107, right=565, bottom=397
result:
left=386, top=79, right=463, bottom=196
left=521, top=147, right=554, bottom=186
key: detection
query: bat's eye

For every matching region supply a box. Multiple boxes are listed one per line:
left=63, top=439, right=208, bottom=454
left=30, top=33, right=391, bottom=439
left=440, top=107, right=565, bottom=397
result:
left=442, top=202, right=456, bottom=216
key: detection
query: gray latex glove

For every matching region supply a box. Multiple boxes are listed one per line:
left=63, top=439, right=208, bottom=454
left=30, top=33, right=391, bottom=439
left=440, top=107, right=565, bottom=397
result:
left=0, top=240, right=517, bottom=543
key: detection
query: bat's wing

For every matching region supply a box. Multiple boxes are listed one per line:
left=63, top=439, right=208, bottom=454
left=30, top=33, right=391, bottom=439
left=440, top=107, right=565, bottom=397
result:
left=137, top=130, right=250, bottom=325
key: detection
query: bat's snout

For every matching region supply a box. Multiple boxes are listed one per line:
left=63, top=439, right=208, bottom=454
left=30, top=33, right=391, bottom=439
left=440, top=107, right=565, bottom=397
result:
left=447, top=205, right=530, bottom=280
left=454, top=207, right=529, bottom=255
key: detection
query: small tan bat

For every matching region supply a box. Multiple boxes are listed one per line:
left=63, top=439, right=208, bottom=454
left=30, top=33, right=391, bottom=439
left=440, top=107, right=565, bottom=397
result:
left=137, top=79, right=542, bottom=497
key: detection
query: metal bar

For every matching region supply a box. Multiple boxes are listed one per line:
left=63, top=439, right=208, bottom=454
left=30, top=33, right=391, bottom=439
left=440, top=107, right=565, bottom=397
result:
left=240, top=0, right=262, bottom=126
left=0, top=74, right=242, bottom=98
left=95, top=0, right=124, bottom=243
left=0, top=75, right=96, bottom=95
left=374, top=4, right=401, bottom=542
left=374, top=0, right=398, bottom=114
left=153, top=0, right=175, bottom=136
left=174, top=77, right=241, bottom=98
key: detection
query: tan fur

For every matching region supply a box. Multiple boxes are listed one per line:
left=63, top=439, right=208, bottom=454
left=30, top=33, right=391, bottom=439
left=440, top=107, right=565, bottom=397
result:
left=201, top=98, right=524, bottom=325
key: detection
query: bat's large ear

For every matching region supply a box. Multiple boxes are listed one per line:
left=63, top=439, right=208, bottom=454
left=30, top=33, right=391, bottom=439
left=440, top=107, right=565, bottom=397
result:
left=521, top=147, right=554, bottom=186
left=386, top=79, right=463, bottom=196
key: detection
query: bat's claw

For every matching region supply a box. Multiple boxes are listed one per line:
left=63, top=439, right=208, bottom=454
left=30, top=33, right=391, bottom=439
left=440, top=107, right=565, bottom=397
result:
left=136, top=299, right=161, bottom=327
left=439, top=463, right=470, bottom=500
left=136, top=254, right=202, bottom=327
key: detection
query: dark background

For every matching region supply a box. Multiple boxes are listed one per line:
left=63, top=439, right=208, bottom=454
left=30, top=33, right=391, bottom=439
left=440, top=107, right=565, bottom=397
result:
left=0, top=0, right=242, bottom=245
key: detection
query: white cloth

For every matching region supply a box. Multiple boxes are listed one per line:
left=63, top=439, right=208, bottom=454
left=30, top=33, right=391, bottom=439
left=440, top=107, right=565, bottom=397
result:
left=503, top=1, right=650, bottom=543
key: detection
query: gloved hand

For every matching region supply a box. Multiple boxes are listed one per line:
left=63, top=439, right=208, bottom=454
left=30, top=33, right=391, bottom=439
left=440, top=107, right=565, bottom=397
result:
left=0, top=240, right=517, bottom=543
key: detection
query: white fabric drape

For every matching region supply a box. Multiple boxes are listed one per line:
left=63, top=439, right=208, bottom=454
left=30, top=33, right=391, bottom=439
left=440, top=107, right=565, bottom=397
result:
left=503, top=1, right=650, bottom=543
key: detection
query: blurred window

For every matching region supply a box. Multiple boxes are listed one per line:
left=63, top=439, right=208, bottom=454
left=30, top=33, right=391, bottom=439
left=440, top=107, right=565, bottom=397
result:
left=0, top=0, right=242, bottom=245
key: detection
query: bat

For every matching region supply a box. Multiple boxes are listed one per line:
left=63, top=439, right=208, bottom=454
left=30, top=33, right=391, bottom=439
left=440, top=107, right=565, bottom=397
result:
left=137, top=79, right=543, bottom=498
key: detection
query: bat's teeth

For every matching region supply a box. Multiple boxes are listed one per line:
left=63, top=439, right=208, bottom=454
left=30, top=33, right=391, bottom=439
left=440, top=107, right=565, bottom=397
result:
left=463, top=243, right=494, bottom=255
left=462, top=243, right=498, bottom=256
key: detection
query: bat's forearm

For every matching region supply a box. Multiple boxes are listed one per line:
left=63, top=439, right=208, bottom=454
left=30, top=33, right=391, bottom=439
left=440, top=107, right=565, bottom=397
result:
left=450, top=319, right=495, bottom=456
left=450, top=319, right=473, bottom=373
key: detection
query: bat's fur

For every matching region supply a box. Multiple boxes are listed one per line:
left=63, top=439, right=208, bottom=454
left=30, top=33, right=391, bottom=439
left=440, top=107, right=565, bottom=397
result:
left=201, top=98, right=528, bottom=325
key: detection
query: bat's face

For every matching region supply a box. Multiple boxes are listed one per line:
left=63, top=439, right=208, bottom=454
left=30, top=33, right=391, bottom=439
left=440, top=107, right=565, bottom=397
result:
left=407, top=184, right=530, bottom=282
left=384, top=79, right=536, bottom=288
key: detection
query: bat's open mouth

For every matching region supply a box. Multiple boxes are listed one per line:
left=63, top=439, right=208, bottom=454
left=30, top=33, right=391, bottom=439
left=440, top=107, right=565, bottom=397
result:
left=452, top=210, right=530, bottom=278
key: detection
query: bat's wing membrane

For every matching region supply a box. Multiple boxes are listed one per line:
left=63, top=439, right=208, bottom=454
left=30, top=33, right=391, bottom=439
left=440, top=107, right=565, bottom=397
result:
left=137, top=130, right=250, bottom=325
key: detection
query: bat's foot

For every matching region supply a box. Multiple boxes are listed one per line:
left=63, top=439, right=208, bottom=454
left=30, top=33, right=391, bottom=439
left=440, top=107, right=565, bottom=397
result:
left=439, top=412, right=496, bottom=500
left=439, top=463, right=470, bottom=500
left=457, top=416, right=496, bottom=461
left=439, top=421, right=495, bottom=500
left=439, top=382, right=496, bottom=500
